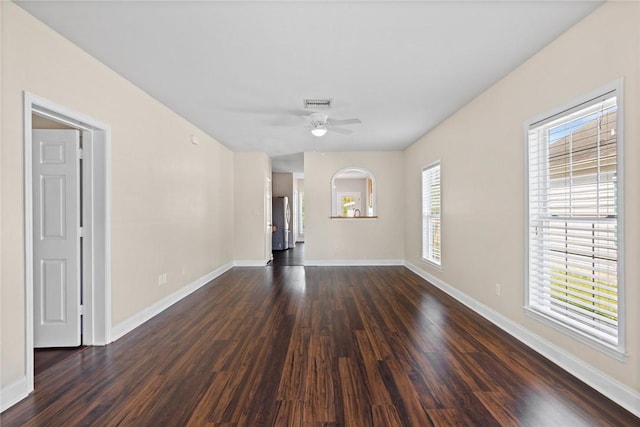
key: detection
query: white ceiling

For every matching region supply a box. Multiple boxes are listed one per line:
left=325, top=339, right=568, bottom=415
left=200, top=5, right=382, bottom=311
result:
left=16, top=0, right=603, bottom=173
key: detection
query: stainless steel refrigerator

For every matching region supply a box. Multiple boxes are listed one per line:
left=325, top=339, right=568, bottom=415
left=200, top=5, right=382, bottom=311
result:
left=272, top=196, right=290, bottom=250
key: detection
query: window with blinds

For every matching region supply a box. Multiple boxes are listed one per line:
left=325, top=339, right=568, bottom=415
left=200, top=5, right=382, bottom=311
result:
left=527, top=90, right=622, bottom=353
left=422, top=163, right=441, bottom=266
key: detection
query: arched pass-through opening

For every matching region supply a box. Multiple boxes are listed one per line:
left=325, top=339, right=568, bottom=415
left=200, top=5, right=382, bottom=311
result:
left=331, top=167, right=376, bottom=218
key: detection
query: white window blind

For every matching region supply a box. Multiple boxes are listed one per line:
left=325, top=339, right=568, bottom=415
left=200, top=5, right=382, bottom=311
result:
left=422, top=163, right=441, bottom=265
left=527, top=91, right=621, bottom=350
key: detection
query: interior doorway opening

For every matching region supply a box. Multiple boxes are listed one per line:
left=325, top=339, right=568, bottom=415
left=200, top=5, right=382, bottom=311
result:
left=24, top=92, right=111, bottom=393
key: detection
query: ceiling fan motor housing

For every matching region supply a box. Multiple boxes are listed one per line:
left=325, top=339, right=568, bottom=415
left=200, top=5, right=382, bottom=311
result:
left=308, top=112, right=328, bottom=127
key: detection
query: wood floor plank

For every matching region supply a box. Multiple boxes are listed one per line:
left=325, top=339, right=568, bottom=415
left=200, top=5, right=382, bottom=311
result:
left=277, top=327, right=311, bottom=401
left=273, top=399, right=304, bottom=427
left=1, top=266, right=637, bottom=426
left=186, top=371, right=232, bottom=426
left=427, top=408, right=493, bottom=427
left=303, top=335, right=337, bottom=424
left=379, top=358, right=435, bottom=426
left=353, top=330, right=392, bottom=406
left=337, top=357, right=372, bottom=427
left=371, top=404, right=403, bottom=426
left=474, top=389, right=527, bottom=427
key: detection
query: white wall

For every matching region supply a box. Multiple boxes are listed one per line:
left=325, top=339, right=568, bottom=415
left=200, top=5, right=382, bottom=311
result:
left=305, top=151, right=404, bottom=264
left=1, top=1, right=234, bottom=393
left=404, top=1, right=639, bottom=398
left=234, top=152, right=272, bottom=264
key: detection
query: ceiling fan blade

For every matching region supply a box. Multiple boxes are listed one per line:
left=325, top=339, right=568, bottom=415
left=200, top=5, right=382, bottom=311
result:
left=330, top=127, right=353, bottom=135
left=327, top=118, right=361, bottom=126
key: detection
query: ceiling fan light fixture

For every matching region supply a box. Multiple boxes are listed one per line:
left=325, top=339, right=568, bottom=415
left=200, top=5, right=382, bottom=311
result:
left=311, top=126, right=328, bottom=137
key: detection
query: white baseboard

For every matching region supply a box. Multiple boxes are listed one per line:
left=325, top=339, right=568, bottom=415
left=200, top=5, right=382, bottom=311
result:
left=0, top=377, right=29, bottom=412
left=304, top=259, right=404, bottom=266
left=234, top=260, right=268, bottom=267
left=110, top=262, right=233, bottom=342
left=404, top=261, right=640, bottom=418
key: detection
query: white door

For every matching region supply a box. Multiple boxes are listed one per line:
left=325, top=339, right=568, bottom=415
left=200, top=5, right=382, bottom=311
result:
left=32, top=129, right=81, bottom=348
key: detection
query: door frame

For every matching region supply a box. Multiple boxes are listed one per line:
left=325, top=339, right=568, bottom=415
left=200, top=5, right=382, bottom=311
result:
left=23, top=92, right=112, bottom=392
left=264, top=176, right=273, bottom=264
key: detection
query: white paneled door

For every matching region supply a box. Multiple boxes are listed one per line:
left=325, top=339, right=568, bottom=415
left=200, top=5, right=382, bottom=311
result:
left=32, top=129, right=81, bottom=348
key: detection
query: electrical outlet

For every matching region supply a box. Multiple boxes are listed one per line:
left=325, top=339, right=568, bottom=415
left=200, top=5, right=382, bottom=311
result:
left=159, top=273, right=167, bottom=285
left=495, top=283, right=501, bottom=296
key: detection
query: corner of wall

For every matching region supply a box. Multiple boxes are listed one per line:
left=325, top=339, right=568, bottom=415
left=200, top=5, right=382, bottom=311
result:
left=111, top=262, right=233, bottom=342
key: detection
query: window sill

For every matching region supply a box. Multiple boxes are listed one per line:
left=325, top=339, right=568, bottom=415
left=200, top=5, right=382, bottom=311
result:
left=523, top=306, right=626, bottom=361
left=421, top=257, right=442, bottom=271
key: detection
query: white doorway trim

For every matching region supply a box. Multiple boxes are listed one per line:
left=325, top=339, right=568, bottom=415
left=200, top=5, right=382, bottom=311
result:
left=23, top=92, right=112, bottom=394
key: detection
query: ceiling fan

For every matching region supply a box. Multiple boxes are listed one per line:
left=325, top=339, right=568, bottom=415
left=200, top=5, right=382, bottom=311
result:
left=305, top=112, right=361, bottom=137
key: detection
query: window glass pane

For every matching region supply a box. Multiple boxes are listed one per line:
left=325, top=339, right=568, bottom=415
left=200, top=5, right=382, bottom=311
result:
left=527, top=92, right=620, bottom=350
left=337, top=192, right=361, bottom=217
left=422, top=163, right=441, bottom=265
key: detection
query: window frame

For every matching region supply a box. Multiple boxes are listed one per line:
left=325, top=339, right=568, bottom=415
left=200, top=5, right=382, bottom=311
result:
left=524, top=81, right=626, bottom=359
left=422, top=161, right=442, bottom=267
left=336, top=191, right=362, bottom=217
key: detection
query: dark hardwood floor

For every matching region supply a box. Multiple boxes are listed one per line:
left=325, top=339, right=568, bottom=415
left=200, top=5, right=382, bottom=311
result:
left=2, top=266, right=637, bottom=426
left=271, top=242, right=305, bottom=266
left=34, top=347, right=86, bottom=376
